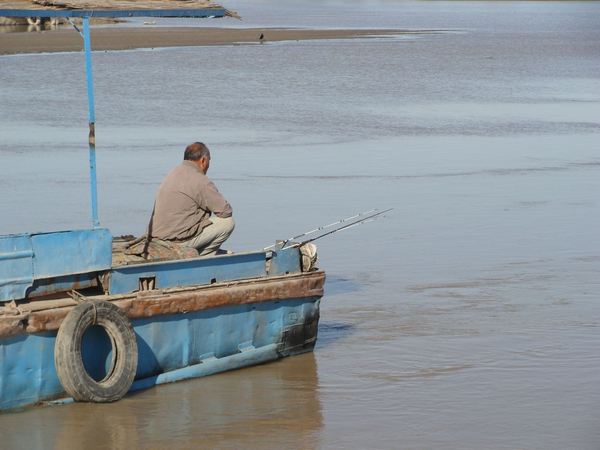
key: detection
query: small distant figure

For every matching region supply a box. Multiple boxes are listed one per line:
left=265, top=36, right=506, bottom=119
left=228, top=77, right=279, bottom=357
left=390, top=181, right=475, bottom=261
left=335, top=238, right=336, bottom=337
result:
left=150, top=142, right=234, bottom=257
left=259, top=33, right=264, bottom=43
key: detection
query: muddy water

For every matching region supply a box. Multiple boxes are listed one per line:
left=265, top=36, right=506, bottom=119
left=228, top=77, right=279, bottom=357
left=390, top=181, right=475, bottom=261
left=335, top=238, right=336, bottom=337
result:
left=1, top=1, right=600, bottom=448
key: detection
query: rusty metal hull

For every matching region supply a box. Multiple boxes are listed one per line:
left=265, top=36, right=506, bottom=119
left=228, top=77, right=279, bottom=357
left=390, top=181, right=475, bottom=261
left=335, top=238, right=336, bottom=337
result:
left=0, top=271, right=325, bottom=411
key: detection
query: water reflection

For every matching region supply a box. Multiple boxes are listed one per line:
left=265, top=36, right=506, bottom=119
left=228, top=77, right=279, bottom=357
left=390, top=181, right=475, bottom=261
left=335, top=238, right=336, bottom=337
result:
left=0, top=353, right=323, bottom=450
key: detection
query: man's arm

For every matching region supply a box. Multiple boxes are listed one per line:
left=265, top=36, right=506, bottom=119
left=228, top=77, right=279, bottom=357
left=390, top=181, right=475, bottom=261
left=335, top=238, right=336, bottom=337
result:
left=203, top=180, right=233, bottom=218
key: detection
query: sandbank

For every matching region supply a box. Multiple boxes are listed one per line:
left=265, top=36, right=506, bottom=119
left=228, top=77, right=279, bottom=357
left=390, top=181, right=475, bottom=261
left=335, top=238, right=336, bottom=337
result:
left=0, top=27, right=422, bottom=55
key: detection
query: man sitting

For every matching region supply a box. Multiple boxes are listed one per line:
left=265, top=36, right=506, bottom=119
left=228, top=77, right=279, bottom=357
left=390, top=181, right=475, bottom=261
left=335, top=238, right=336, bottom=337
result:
left=149, top=142, right=234, bottom=257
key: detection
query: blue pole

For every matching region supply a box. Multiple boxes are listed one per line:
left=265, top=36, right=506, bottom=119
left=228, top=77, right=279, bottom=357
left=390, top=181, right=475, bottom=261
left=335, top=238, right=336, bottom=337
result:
left=82, top=17, right=99, bottom=228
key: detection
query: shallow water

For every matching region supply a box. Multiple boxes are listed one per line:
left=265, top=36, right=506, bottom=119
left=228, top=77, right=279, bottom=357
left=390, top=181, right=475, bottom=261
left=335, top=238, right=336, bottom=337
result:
left=1, top=1, right=600, bottom=449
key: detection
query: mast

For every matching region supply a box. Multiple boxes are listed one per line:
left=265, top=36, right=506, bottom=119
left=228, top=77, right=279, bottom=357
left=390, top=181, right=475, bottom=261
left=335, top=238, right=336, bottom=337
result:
left=82, top=17, right=99, bottom=227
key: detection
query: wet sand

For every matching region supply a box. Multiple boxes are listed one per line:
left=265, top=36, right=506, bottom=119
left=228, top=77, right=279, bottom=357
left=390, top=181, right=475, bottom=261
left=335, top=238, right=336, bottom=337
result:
left=0, top=27, right=414, bottom=55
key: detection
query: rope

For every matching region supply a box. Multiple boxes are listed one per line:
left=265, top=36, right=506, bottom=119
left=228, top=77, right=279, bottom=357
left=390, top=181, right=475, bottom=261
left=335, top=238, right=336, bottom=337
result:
left=68, top=291, right=97, bottom=325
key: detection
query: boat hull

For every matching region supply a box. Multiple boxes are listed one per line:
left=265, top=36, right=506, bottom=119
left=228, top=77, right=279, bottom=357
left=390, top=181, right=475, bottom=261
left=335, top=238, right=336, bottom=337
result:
left=0, top=271, right=324, bottom=411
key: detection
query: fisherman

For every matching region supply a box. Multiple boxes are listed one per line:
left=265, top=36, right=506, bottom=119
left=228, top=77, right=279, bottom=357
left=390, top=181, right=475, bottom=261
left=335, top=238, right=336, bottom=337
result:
left=149, top=142, right=234, bottom=256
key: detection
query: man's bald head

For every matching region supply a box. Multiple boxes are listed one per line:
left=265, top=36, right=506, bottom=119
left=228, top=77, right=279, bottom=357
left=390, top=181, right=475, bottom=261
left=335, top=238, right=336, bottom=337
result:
left=184, top=142, right=211, bottom=174
left=184, top=142, right=210, bottom=161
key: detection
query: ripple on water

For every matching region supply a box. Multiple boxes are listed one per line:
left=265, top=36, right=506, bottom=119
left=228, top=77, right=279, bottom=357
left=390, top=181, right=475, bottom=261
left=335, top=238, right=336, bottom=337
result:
left=361, top=364, right=476, bottom=382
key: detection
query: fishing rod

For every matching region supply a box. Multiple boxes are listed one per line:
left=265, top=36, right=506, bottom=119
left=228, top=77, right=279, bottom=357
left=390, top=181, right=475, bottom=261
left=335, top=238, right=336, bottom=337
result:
left=265, top=208, right=392, bottom=251
left=264, top=208, right=378, bottom=250
left=286, top=208, right=392, bottom=248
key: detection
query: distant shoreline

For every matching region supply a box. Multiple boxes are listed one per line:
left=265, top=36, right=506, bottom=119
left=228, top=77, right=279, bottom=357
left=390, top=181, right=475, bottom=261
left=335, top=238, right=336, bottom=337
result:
left=0, top=27, right=429, bottom=55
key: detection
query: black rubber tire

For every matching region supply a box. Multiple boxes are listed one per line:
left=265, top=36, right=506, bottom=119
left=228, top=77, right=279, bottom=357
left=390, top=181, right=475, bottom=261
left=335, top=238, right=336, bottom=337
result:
left=54, top=300, right=138, bottom=403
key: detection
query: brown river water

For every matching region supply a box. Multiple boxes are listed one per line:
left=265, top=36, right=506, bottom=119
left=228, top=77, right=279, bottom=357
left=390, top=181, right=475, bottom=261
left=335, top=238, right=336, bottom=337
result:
left=1, top=1, right=599, bottom=448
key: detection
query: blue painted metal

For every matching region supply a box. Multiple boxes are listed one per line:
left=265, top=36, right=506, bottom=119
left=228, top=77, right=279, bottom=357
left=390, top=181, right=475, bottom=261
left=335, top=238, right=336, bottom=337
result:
left=0, top=297, right=320, bottom=411
left=109, top=251, right=270, bottom=295
left=0, top=229, right=112, bottom=302
left=27, top=273, right=100, bottom=300
left=0, top=331, right=60, bottom=411
left=0, top=8, right=228, bottom=18
left=0, top=234, right=33, bottom=302
left=130, top=343, right=279, bottom=392
left=47, top=344, right=279, bottom=406
left=268, top=246, right=302, bottom=276
left=30, top=229, right=112, bottom=278
left=82, top=17, right=100, bottom=228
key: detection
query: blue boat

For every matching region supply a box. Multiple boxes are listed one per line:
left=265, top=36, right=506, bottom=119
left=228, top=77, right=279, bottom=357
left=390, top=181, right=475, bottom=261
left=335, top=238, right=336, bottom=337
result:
left=0, top=2, right=325, bottom=412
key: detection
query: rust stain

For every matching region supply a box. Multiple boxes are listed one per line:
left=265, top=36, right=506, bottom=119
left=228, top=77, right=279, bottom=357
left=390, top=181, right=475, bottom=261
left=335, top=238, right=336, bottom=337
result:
left=0, top=271, right=325, bottom=337
left=26, top=273, right=100, bottom=299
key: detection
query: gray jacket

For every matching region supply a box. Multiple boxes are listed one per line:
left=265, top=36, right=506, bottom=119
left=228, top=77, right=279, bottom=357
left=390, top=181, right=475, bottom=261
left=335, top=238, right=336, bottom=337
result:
left=151, top=161, right=232, bottom=240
